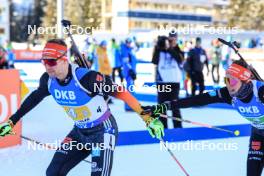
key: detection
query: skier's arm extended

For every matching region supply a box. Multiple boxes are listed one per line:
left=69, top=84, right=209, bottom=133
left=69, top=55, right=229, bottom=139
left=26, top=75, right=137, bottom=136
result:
left=173, top=81, right=264, bottom=108
left=9, top=73, right=51, bottom=125
left=170, top=87, right=232, bottom=109
left=0, top=73, right=51, bottom=137
left=141, top=87, right=232, bottom=116
left=80, top=70, right=164, bottom=139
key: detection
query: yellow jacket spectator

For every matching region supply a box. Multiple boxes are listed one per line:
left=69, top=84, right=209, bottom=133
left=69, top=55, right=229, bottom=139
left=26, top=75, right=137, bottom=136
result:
left=96, top=40, right=112, bottom=76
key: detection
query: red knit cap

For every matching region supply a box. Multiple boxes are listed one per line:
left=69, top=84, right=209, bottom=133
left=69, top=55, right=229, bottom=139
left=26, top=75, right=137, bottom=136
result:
left=226, top=63, right=252, bottom=81
left=42, top=43, right=67, bottom=60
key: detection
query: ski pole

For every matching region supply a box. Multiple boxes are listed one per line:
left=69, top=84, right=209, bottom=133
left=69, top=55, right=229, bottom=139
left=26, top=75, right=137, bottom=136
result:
left=21, top=135, right=91, bottom=164
left=160, top=138, right=190, bottom=176
left=159, top=114, right=240, bottom=136
left=218, top=38, right=263, bottom=81
left=61, top=19, right=90, bottom=68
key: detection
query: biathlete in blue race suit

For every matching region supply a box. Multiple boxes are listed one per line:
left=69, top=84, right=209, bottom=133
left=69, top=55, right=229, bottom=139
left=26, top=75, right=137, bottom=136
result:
left=143, top=60, right=264, bottom=176
left=0, top=39, right=164, bottom=176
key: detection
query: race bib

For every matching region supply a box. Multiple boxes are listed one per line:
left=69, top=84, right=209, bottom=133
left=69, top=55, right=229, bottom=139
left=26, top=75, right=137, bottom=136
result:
left=246, top=116, right=264, bottom=129
left=63, top=106, right=91, bottom=121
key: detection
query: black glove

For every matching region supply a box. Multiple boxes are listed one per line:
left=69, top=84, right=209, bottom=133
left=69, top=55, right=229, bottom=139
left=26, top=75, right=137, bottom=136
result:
left=141, top=103, right=169, bottom=118
left=129, top=69, right=137, bottom=80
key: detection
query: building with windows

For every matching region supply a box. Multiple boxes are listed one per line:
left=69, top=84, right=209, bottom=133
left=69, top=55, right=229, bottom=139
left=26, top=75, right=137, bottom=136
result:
left=101, top=0, right=229, bottom=33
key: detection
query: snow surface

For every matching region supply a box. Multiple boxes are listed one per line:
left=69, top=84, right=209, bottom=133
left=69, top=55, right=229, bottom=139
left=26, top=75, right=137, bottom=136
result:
left=0, top=96, right=256, bottom=176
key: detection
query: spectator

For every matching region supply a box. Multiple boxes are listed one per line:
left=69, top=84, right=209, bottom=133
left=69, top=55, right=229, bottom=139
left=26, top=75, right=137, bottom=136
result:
left=120, top=38, right=137, bottom=111
left=111, top=38, right=123, bottom=83
left=183, top=40, right=193, bottom=97
left=80, top=38, right=97, bottom=68
left=168, top=31, right=184, bottom=63
left=96, top=40, right=112, bottom=76
left=6, top=50, right=15, bottom=69
left=152, top=35, right=183, bottom=128
left=186, top=37, right=209, bottom=96
left=210, top=39, right=222, bottom=85
left=168, top=31, right=184, bottom=127
left=0, top=45, right=8, bottom=69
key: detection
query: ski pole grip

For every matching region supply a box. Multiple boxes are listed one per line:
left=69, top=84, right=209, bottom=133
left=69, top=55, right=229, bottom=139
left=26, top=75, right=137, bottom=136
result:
left=61, top=19, right=71, bottom=28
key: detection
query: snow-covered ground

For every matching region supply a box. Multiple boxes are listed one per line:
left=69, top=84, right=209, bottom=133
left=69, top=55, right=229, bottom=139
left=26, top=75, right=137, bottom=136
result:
left=0, top=137, right=250, bottom=176
left=0, top=97, right=252, bottom=176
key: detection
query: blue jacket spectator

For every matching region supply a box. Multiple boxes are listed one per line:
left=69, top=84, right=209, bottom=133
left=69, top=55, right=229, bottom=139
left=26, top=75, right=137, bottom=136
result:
left=120, top=38, right=137, bottom=81
left=120, top=38, right=137, bottom=111
left=186, top=37, right=209, bottom=96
